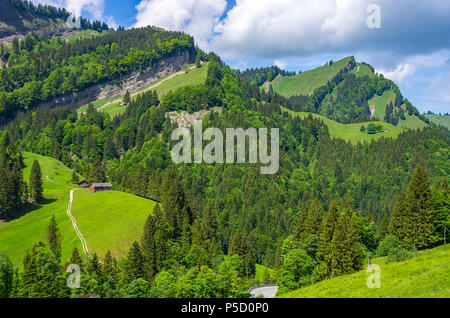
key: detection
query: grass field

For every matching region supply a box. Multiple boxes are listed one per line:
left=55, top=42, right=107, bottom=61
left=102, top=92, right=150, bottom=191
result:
left=398, top=114, right=429, bottom=130
left=255, top=264, right=278, bottom=284
left=77, top=62, right=209, bottom=118
left=351, top=63, right=375, bottom=78
left=425, top=114, right=450, bottom=129
left=368, top=89, right=397, bottom=120
left=269, top=57, right=353, bottom=97
left=281, top=107, right=405, bottom=144
left=70, top=190, right=156, bottom=259
left=0, top=152, right=156, bottom=265
left=280, top=244, right=450, bottom=298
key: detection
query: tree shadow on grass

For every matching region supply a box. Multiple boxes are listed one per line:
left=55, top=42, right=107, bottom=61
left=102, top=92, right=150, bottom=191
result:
left=0, top=198, right=58, bottom=223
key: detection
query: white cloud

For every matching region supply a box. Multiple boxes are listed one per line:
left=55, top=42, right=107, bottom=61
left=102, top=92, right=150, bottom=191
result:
left=133, top=0, right=227, bottom=48
left=376, top=50, right=450, bottom=83
left=274, top=60, right=287, bottom=70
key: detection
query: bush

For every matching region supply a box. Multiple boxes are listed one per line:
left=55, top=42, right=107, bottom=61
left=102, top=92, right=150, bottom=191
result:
left=386, top=247, right=413, bottom=263
left=376, top=235, right=402, bottom=257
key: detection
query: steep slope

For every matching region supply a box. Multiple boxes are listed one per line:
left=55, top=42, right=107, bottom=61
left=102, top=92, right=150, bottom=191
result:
left=425, top=114, right=450, bottom=129
left=257, top=56, right=429, bottom=129
left=280, top=244, right=450, bottom=298
left=0, top=0, right=107, bottom=42
left=0, top=152, right=156, bottom=265
left=270, top=56, right=354, bottom=97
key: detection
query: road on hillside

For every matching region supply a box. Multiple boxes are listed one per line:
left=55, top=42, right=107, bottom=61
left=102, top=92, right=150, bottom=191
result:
left=66, top=189, right=91, bottom=258
left=249, top=285, right=279, bottom=298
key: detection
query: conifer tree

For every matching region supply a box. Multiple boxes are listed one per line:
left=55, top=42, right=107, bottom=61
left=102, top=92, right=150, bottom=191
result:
left=46, top=215, right=62, bottom=262
left=330, top=209, right=362, bottom=276
left=102, top=250, right=117, bottom=280
left=71, top=170, right=79, bottom=184
left=88, top=158, right=106, bottom=183
left=68, top=247, right=83, bottom=270
left=141, top=214, right=157, bottom=281
left=124, top=242, right=145, bottom=283
left=316, top=201, right=340, bottom=280
left=29, top=159, right=43, bottom=203
left=123, top=90, right=131, bottom=105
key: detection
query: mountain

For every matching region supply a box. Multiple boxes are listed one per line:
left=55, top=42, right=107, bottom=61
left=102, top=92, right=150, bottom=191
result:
left=0, top=0, right=108, bottom=42
left=243, top=56, right=430, bottom=129
left=0, top=0, right=448, bottom=299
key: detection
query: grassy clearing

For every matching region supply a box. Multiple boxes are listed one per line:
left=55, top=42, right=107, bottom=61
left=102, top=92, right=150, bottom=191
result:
left=270, top=57, right=353, bottom=97
left=281, top=107, right=404, bottom=144
left=368, top=89, right=397, bottom=120
left=398, top=114, right=429, bottom=130
left=0, top=152, right=80, bottom=266
left=255, top=264, right=278, bottom=284
left=280, top=244, right=450, bottom=298
left=0, top=152, right=156, bottom=265
left=352, top=63, right=375, bottom=78
left=424, top=114, right=450, bottom=129
left=70, top=190, right=156, bottom=259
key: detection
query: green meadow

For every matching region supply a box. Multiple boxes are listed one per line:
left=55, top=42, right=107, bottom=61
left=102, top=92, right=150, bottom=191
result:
left=0, top=152, right=156, bottom=265
left=270, top=57, right=353, bottom=97
left=280, top=244, right=450, bottom=298
left=281, top=107, right=405, bottom=144
left=368, top=89, right=397, bottom=120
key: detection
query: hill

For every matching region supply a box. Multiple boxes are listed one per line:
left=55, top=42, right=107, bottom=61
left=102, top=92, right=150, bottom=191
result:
left=270, top=57, right=354, bottom=97
left=259, top=56, right=428, bottom=130
left=281, top=107, right=405, bottom=144
left=0, top=152, right=156, bottom=265
left=0, top=0, right=108, bottom=42
left=425, top=114, right=450, bottom=129
left=77, top=62, right=209, bottom=118
left=280, top=245, right=450, bottom=298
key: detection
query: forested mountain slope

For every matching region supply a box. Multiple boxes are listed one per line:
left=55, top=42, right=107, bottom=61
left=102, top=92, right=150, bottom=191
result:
left=244, top=56, right=429, bottom=128
left=0, top=0, right=108, bottom=41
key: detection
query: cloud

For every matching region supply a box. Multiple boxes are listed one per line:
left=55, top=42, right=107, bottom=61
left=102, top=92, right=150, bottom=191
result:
left=133, top=0, right=227, bottom=48
left=209, top=0, right=450, bottom=63
left=274, top=60, right=287, bottom=70
left=376, top=50, right=450, bottom=83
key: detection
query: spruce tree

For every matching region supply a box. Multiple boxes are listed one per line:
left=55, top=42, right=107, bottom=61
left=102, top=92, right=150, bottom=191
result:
left=102, top=250, right=117, bottom=280
left=123, top=90, right=131, bottom=105
left=141, top=214, right=157, bottom=281
left=124, top=242, right=145, bottom=283
left=29, top=159, right=43, bottom=203
left=46, top=215, right=62, bottom=262
left=88, top=158, right=106, bottom=183
left=316, top=201, right=340, bottom=280
left=68, top=247, right=83, bottom=270
left=330, top=209, right=362, bottom=277
left=71, top=170, right=79, bottom=184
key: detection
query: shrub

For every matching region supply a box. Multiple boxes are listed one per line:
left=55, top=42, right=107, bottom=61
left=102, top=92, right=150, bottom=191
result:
left=376, top=235, right=402, bottom=257
left=386, top=247, right=413, bottom=263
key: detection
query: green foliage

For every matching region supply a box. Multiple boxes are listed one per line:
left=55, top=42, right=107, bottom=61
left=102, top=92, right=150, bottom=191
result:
left=386, top=246, right=413, bottom=264
left=0, top=252, right=14, bottom=298
left=46, top=215, right=62, bottom=262
left=277, top=249, right=316, bottom=295
left=376, top=235, right=402, bottom=257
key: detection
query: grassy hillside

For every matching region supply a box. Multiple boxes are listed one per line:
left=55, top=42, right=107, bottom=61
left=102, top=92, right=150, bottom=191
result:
left=77, top=62, right=209, bottom=118
left=0, top=152, right=155, bottom=265
left=425, top=114, right=450, bottom=129
left=368, top=89, right=397, bottom=120
left=270, top=57, right=353, bottom=97
left=70, top=190, right=156, bottom=259
left=280, top=244, right=450, bottom=298
left=282, top=107, right=405, bottom=144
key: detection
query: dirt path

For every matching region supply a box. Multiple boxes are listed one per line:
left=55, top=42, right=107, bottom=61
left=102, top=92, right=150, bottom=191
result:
left=66, top=189, right=91, bottom=258
left=96, top=65, right=196, bottom=112
left=370, top=106, right=375, bottom=117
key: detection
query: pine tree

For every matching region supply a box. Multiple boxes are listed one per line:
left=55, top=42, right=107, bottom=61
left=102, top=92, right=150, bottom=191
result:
left=141, top=214, right=157, bottom=281
left=316, top=201, right=340, bottom=280
left=195, top=55, right=201, bottom=68
left=71, top=170, right=79, bottom=184
left=389, top=166, right=434, bottom=249
left=88, top=158, right=106, bottom=183
left=68, top=247, right=83, bottom=270
left=123, top=90, right=131, bottom=105
left=124, top=242, right=145, bottom=283
left=330, top=209, right=362, bottom=276
left=377, top=212, right=390, bottom=240
left=29, top=159, right=43, bottom=203
left=102, top=250, right=117, bottom=280
left=46, top=215, right=62, bottom=262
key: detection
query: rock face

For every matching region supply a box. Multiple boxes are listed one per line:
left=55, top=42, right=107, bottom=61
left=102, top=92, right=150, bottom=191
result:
left=37, top=51, right=193, bottom=110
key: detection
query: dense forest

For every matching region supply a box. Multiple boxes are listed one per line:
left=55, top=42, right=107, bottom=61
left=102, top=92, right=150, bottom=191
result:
left=0, top=23, right=195, bottom=122
left=0, top=0, right=448, bottom=299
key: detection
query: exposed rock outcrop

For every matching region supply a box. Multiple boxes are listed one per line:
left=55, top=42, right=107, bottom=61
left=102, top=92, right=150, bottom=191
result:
left=37, top=51, right=193, bottom=110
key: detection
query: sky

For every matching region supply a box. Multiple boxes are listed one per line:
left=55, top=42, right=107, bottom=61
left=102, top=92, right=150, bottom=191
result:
left=31, top=0, right=450, bottom=114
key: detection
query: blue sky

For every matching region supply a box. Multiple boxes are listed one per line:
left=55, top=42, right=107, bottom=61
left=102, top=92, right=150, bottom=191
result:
left=32, top=0, right=450, bottom=114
